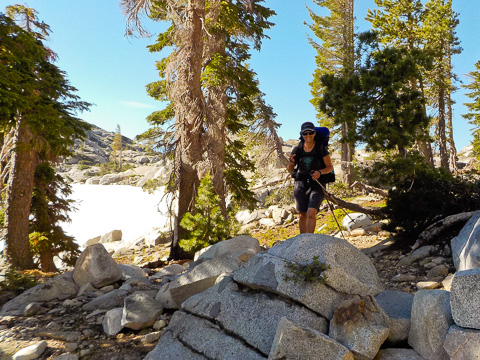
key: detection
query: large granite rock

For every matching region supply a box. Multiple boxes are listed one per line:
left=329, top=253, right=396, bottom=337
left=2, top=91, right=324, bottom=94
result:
left=156, top=256, right=242, bottom=309
left=181, top=276, right=328, bottom=356
left=329, top=296, right=390, bottom=360
left=269, top=317, right=354, bottom=360
left=267, top=234, right=383, bottom=296
left=121, top=292, right=163, bottom=330
left=450, top=267, right=480, bottom=329
left=194, top=235, right=262, bottom=262
left=408, top=290, right=453, bottom=360
left=451, top=210, right=480, bottom=271
left=147, top=311, right=266, bottom=360
left=443, top=325, right=480, bottom=360
left=375, top=290, right=414, bottom=344
left=1, top=272, right=78, bottom=316
left=73, top=244, right=122, bottom=288
left=374, top=348, right=426, bottom=359
left=234, top=252, right=350, bottom=320
left=144, top=331, right=208, bottom=360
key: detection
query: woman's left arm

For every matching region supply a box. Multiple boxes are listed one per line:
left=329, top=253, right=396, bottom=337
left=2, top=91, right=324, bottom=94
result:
left=321, top=154, right=334, bottom=175
left=311, top=154, right=333, bottom=181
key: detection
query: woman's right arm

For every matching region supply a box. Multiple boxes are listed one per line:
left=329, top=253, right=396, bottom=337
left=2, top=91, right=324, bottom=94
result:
left=287, top=153, right=296, bottom=174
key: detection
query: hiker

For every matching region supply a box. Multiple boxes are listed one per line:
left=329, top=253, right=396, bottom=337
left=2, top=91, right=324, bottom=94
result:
left=287, top=121, right=334, bottom=234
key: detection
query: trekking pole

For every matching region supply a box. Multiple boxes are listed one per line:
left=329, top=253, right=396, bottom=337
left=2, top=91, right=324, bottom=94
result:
left=310, top=172, right=357, bottom=225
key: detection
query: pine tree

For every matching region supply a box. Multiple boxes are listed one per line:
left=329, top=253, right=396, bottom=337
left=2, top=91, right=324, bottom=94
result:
left=111, top=124, right=123, bottom=171
left=307, top=0, right=355, bottom=184
left=179, top=174, right=238, bottom=254
left=0, top=13, right=90, bottom=269
left=320, top=32, right=431, bottom=159
left=121, top=0, right=275, bottom=259
left=366, top=0, right=434, bottom=165
left=366, top=0, right=461, bottom=172
left=422, top=0, right=461, bottom=171
left=463, top=60, right=480, bottom=159
left=30, top=162, right=80, bottom=272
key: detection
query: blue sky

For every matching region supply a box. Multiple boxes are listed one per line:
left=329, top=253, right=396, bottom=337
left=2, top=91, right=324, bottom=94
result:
left=3, top=0, right=480, bottom=150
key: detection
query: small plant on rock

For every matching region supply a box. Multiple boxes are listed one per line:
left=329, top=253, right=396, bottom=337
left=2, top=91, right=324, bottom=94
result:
left=283, top=256, right=329, bottom=284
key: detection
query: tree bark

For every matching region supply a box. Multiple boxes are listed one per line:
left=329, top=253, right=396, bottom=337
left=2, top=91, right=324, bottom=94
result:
left=437, top=83, right=449, bottom=170
left=4, top=120, right=36, bottom=269
left=340, top=0, right=355, bottom=185
left=417, top=77, right=434, bottom=166
left=446, top=53, right=458, bottom=172
left=204, top=17, right=228, bottom=217
left=39, top=247, right=57, bottom=273
left=169, top=0, right=205, bottom=260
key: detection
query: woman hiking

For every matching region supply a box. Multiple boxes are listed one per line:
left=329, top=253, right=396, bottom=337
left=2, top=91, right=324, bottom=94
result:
left=287, top=122, right=333, bottom=233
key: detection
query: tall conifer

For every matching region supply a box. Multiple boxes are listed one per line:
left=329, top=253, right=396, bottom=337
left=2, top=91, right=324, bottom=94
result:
left=121, top=0, right=275, bottom=259
left=307, top=0, right=355, bottom=184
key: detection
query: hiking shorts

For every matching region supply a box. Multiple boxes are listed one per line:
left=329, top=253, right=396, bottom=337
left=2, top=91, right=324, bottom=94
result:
left=294, top=180, right=325, bottom=213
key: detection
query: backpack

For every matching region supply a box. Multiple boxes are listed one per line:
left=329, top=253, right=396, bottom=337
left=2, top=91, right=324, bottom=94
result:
left=292, top=126, right=335, bottom=184
left=315, top=126, right=330, bottom=148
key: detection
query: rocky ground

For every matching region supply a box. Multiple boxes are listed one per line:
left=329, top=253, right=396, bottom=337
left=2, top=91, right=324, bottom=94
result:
left=0, top=124, right=466, bottom=359
left=0, top=207, right=456, bottom=360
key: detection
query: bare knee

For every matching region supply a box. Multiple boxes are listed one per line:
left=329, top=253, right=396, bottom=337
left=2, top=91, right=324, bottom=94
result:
left=306, top=208, right=317, bottom=220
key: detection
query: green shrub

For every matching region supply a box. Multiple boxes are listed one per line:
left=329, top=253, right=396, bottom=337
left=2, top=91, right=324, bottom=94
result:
left=179, top=174, right=239, bottom=254
left=142, top=178, right=165, bottom=194
left=0, top=268, right=39, bottom=292
left=326, top=181, right=357, bottom=199
left=360, top=151, right=430, bottom=188
left=264, top=185, right=294, bottom=207
left=98, top=161, right=134, bottom=175
left=384, top=167, right=480, bottom=240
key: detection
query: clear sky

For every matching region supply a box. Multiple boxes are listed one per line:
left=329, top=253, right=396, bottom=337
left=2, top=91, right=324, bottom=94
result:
left=3, top=0, right=480, bottom=150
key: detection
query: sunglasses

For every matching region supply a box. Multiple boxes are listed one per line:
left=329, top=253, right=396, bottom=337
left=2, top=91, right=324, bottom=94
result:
left=302, top=131, right=315, bottom=136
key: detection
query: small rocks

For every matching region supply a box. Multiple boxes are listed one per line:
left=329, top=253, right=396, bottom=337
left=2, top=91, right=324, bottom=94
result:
left=12, top=340, right=48, bottom=360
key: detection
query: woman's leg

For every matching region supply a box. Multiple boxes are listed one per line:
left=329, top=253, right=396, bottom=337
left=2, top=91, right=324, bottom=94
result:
left=299, top=212, right=307, bottom=233
left=306, top=208, right=318, bottom=233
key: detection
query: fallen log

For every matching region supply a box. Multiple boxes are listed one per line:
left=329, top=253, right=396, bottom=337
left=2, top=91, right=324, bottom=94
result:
left=351, top=181, right=389, bottom=197
left=324, top=192, right=387, bottom=218
left=412, top=211, right=477, bottom=250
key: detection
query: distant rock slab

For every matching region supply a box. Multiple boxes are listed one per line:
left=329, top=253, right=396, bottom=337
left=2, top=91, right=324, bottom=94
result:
left=194, top=235, right=262, bottom=263
left=342, top=213, right=373, bottom=231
